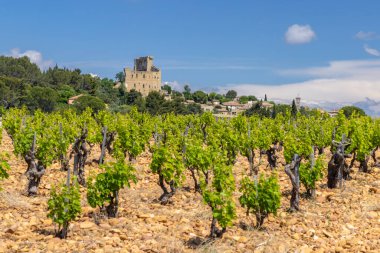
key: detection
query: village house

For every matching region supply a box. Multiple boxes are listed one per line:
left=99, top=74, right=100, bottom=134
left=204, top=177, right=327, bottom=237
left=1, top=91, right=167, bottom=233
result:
left=222, top=101, right=245, bottom=111
left=200, top=104, right=214, bottom=112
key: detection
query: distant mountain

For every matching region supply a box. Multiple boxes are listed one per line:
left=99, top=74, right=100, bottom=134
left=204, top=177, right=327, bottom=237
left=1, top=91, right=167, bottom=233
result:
left=353, top=98, right=380, bottom=117
left=273, top=97, right=380, bottom=117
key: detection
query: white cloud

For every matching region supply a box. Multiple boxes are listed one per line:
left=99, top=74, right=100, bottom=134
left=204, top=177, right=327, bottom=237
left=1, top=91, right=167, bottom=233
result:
left=89, top=73, right=100, bottom=78
left=280, top=60, right=380, bottom=79
left=364, top=45, right=380, bottom=57
left=220, top=79, right=380, bottom=103
left=162, top=81, right=185, bottom=91
left=9, top=48, right=54, bottom=70
left=220, top=60, right=380, bottom=103
left=285, top=24, right=316, bottom=44
left=355, top=31, right=379, bottom=40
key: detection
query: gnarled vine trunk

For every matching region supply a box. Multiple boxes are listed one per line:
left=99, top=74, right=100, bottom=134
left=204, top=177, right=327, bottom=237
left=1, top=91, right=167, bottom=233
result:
left=359, top=156, right=370, bottom=173
left=99, top=128, right=116, bottom=164
left=328, top=153, right=344, bottom=188
left=189, top=168, right=201, bottom=192
left=306, top=188, right=316, bottom=199
left=371, top=146, right=379, bottom=166
left=24, top=134, right=45, bottom=196
left=56, top=221, right=69, bottom=239
left=25, top=156, right=45, bottom=196
left=209, top=216, right=226, bottom=238
left=266, top=146, right=277, bottom=169
left=106, top=191, right=119, bottom=218
left=285, top=154, right=301, bottom=212
left=157, top=173, right=175, bottom=204
left=255, top=212, right=267, bottom=228
left=328, top=136, right=352, bottom=188
left=72, top=129, right=89, bottom=186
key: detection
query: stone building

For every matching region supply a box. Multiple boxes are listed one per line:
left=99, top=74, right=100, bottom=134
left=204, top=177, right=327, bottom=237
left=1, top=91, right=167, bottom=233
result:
left=123, top=56, right=161, bottom=96
left=295, top=95, right=301, bottom=110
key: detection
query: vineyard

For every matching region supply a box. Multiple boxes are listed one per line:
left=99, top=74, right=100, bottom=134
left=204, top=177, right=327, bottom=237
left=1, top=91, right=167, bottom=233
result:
left=0, top=108, right=379, bottom=252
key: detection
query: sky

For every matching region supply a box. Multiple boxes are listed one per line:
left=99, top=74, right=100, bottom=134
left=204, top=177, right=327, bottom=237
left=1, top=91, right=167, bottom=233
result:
left=1, top=0, right=380, bottom=103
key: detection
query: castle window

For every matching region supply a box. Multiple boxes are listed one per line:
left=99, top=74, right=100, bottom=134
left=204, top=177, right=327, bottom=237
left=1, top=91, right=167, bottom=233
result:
left=143, top=74, right=145, bottom=78
left=136, top=74, right=138, bottom=78
left=143, top=84, right=145, bottom=88
left=134, top=84, right=136, bottom=88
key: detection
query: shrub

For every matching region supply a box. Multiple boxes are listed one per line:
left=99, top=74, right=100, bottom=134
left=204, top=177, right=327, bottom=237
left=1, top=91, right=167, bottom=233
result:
left=239, top=174, right=281, bottom=228
left=0, top=152, right=10, bottom=190
left=87, top=160, right=137, bottom=218
left=47, top=180, right=81, bottom=239
left=299, top=155, right=324, bottom=198
left=201, top=163, right=236, bottom=238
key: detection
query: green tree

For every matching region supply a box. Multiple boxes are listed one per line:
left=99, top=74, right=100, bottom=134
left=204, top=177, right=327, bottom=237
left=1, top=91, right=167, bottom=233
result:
left=340, top=106, right=366, bottom=118
left=226, top=90, right=237, bottom=99
left=0, top=56, right=41, bottom=80
left=208, top=92, right=217, bottom=101
left=115, top=71, right=125, bottom=83
left=291, top=99, right=298, bottom=117
left=146, top=91, right=165, bottom=115
left=25, top=86, right=58, bottom=112
left=186, top=103, right=202, bottom=114
left=271, top=104, right=277, bottom=118
left=73, top=95, right=106, bottom=113
left=95, top=78, right=119, bottom=105
left=192, top=90, right=208, bottom=104
left=57, top=85, right=76, bottom=103
left=171, top=90, right=183, bottom=98
left=183, top=84, right=192, bottom=100
left=126, top=89, right=142, bottom=105
left=161, top=84, right=172, bottom=94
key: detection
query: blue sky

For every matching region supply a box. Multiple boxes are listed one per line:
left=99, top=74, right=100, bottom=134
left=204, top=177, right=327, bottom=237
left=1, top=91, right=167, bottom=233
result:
left=1, top=0, right=380, bottom=102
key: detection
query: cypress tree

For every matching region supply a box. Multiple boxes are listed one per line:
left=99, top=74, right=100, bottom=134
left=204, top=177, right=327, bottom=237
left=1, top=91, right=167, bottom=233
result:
left=291, top=99, right=298, bottom=117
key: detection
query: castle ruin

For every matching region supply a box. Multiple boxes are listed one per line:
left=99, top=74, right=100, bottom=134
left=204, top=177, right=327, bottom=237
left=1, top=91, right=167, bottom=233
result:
left=123, top=56, right=161, bottom=96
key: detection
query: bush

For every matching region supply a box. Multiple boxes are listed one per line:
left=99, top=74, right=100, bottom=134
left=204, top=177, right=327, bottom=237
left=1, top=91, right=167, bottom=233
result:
left=47, top=180, right=81, bottom=239
left=87, top=160, right=137, bottom=218
left=201, top=163, right=236, bottom=238
left=239, top=174, right=281, bottom=228
left=73, top=95, right=106, bottom=113
left=299, top=156, right=324, bottom=198
left=0, top=152, right=10, bottom=191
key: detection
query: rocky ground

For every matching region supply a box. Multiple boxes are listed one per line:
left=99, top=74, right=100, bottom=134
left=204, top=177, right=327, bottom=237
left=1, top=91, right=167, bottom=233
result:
left=0, top=130, right=379, bottom=253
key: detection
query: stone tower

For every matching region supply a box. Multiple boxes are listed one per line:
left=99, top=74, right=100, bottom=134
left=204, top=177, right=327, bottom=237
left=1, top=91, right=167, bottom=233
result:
left=295, top=95, right=301, bottom=110
left=124, top=56, right=161, bottom=96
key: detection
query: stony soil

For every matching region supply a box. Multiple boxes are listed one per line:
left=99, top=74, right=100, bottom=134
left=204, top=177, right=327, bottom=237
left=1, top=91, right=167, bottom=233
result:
left=0, top=130, right=379, bottom=253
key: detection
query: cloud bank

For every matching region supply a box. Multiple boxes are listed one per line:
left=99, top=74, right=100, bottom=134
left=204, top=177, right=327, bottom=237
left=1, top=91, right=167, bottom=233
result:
left=285, top=24, right=316, bottom=44
left=219, top=60, right=380, bottom=103
left=9, top=48, right=54, bottom=70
